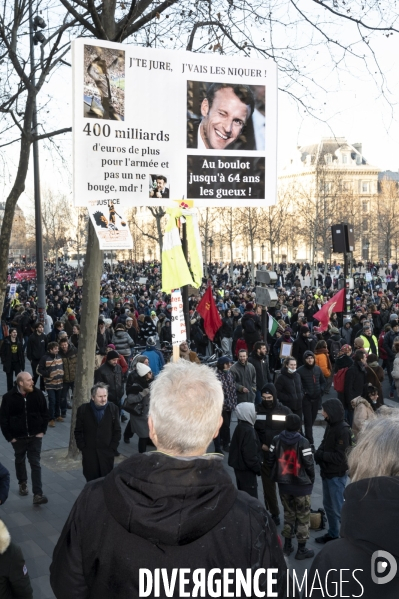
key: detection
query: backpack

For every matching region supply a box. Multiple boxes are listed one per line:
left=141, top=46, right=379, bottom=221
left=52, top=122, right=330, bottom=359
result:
left=333, top=367, right=348, bottom=393
left=329, top=339, right=341, bottom=361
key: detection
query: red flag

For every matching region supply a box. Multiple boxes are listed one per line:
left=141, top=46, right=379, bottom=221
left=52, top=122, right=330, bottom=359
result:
left=196, top=286, right=222, bottom=341
left=313, top=288, right=346, bottom=332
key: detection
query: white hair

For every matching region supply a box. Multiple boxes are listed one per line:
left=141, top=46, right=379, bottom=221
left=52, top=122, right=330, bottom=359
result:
left=149, top=360, right=223, bottom=455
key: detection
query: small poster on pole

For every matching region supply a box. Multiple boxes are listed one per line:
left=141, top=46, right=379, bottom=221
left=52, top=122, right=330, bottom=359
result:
left=171, top=289, right=186, bottom=345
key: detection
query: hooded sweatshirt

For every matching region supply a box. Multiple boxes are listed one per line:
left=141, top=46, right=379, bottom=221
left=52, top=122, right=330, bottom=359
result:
left=315, top=398, right=352, bottom=479
left=228, top=404, right=262, bottom=474
left=255, top=383, right=292, bottom=449
left=50, top=453, right=287, bottom=598
left=308, top=476, right=399, bottom=598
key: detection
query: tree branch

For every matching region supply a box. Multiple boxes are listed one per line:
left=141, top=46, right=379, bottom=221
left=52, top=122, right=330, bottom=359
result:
left=122, top=0, right=178, bottom=39
left=33, top=127, right=72, bottom=142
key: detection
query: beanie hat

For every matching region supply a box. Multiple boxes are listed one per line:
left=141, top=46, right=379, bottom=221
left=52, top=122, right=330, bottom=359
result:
left=303, top=350, right=315, bottom=360
left=300, top=326, right=309, bottom=334
left=245, top=302, right=254, bottom=311
left=106, top=350, right=119, bottom=361
left=330, top=327, right=340, bottom=335
left=286, top=414, right=301, bottom=432
left=136, top=362, right=151, bottom=377
left=217, top=356, right=233, bottom=369
left=107, top=344, right=116, bottom=350
left=390, top=313, right=399, bottom=321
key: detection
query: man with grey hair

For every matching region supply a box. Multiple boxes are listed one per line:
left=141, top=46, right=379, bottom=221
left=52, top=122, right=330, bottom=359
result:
left=51, top=361, right=287, bottom=598
left=74, top=383, right=121, bottom=482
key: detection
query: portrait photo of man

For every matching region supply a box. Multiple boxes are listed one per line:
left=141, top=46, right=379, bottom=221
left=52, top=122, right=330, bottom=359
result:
left=187, top=82, right=262, bottom=151
left=149, top=175, right=170, bottom=199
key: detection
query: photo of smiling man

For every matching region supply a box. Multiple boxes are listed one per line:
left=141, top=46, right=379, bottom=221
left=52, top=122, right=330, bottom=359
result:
left=187, top=82, right=262, bottom=151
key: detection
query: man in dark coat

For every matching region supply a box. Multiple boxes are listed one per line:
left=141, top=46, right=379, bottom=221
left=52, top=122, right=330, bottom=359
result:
left=248, top=341, right=273, bottom=404
left=297, top=350, right=326, bottom=446
left=314, top=398, right=352, bottom=544
left=94, top=351, right=124, bottom=409
left=255, top=383, right=291, bottom=525
left=0, top=328, right=25, bottom=391
left=292, top=326, right=315, bottom=367
left=74, top=383, right=121, bottom=482
left=344, top=350, right=368, bottom=426
left=0, top=519, right=33, bottom=598
left=50, top=360, right=288, bottom=599
left=26, top=322, right=46, bottom=391
left=275, top=357, right=304, bottom=419
left=228, top=402, right=262, bottom=498
left=0, top=372, right=48, bottom=505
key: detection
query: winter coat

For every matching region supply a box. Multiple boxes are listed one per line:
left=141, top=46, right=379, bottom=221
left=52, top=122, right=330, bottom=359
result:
left=230, top=361, right=257, bottom=404
left=26, top=332, right=46, bottom=361
left=292, top=335, right=316, bottom=366
left=297, top=361, right=326, bottom=400
left=215, top=369, right=237, bottom=412
left=248, top=351, right=272, bottom=390
left=0, top=338, right=25, bottom=373
left=351, top=397, right=377, bottom=440
left=94, top=362, right=124, bottom=405
left=0, top=520, right=33, bottom=599
left=50, top=452, right=288, bottom=599
left=340, top=322, right=352, bottom=346
left=314, top=348, right=332, bottom=377
left=314, top=398, right=351, bottom=479
left=384, top=329, right=398, bottom=363
left=96, top=329, right=112, bottom=356
left=365, top=363, right=384, bottom=406
left=59, top=345, right=78, bottom=383
left=219, top=316, right=233, bottom=339
left=0, top=386, right=48, bottom=441
left=111, top=330, right=135, bottom=357
left=344, top=361, right=368, bottom=411
left=228, top=421, right=262, bottom=474
left=37, top=352, right=64, bottom=390
left=0, top=464, right=9, bottom=506
left=125, top=375, right=151, bottom=439
left=275, top=366, right=303, bottom=411
left=255, top=384, right=292, bottom=450
left=307, top=476, right=399, bottom=599
left=392, top=353, right=399, bottom=381
left=159, top=324, right=172, bottom=344
left=269, top=429, right=314, bottom=495
left=142, top=347, right=164, bottom=376
left=74, top=402, right=121, bottom=480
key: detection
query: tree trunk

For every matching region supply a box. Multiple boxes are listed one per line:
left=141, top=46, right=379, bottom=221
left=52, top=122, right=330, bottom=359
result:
left=67, top=220, right=103, bottom=458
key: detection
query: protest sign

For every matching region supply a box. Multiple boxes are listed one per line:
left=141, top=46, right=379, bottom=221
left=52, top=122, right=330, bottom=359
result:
left=87, top=200, right=133, bottom=249
left=72, top=39, right=277, bottom=209
left=14, top=270, right=36, bottom=281
left=171, top=289, right=186, bottom=345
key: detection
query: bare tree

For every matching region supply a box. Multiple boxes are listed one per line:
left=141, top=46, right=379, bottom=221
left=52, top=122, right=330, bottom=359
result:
left=374, top=178, right=399, bottom=264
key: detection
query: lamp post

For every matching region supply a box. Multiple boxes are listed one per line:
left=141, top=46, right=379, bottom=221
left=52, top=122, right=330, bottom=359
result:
left=261, top=243, right=264, bottom=262
left=29, top=6, right=47, bottom=323
left=330, top=245, right=333, bottom=271
left=209, top=237, right=214, bottom=264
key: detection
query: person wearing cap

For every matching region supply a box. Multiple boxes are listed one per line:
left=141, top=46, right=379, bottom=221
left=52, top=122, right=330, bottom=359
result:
left=124, top=362, right=153, bottom=453
left=359, top=322, right=378, bottom=356
left=314, top=398, right=352, bottom=544
left=228, top=402, right=262, bottom=498
left=94, top=351, right=124, bottom=412
left=268, top=413, right=315, bottom=560
left=213, top=356, right=237, bottom=453
left=142, top=336, right=164, bottom=376
left=255, top=383, right=291, bottom=526
left=74, top=383, right=121, bottom=482
left=292, top=325, right=315, bottom=367
left=297, top=351, right=326, bottom=446
left=100, top=345, right=128, bottom=375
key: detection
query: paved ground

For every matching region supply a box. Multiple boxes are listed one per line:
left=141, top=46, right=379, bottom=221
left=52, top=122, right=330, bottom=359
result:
left=0, top=362, right=395, bottom=598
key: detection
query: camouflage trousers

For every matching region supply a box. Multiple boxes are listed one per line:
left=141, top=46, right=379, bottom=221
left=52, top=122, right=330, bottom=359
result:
left=280, top=493, right=311, bottom=541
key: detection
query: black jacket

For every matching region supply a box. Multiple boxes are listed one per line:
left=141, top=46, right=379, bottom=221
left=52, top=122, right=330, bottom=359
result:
left=0, top=338, right=25, bottom=373
left=228, top=421, right=262, bottom=474
left=292, top=335, right=315, bottom=366
left=0, top=464, right=9, bottom=506
left=315, top=399, right=351, bottom=479
left=74, top=402, right=121, bottom=454
left=26, top=332, right=46, bottom=362
left=269, top=430, right=315, bottom=495
left=0, top=520, right=33, bottom=599
left=297, top=362, right=325, bottom=399
left=344, top=361, right=368, bottom=410
left=248, top=351, right=272, bottom=390
left=50, top=453, right=288, bottom=599
left=94, top=362, right=124, bottom=404
left=308, top=476, right=399, bottom=598
left=0, top=386, right=48, bottom=441
left=275, top=366, right=303, bottom=411
left=255, top=383, right=292, bottom=449
left=384, top=328, right=398, bottom=362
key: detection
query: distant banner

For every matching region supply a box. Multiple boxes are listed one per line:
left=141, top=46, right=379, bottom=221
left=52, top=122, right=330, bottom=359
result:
left=14, top=270, right=36, bottom=281
left=87, top=200, right=133, bottom=250
left=72, top=39, right=277, bottom=208
left=171, top=289, right=186, bottom=345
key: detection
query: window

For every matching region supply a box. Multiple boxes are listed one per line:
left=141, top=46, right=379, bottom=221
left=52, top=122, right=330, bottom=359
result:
left=362, top=201, right=368, bottom=212
left=362, top=182, right=369, bottom=193
left=342, top=154, right=348, bottom=164
left=325, top=154, right=332, bottom=164
left=362, top=218, right=369, bottom=232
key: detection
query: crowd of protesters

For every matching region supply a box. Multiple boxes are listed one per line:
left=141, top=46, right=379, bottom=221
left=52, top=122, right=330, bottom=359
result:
left=1, top=256, right=399, bottom=596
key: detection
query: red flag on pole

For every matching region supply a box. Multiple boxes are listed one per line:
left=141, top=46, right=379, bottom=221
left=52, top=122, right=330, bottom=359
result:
left=196, top=286, right=222, bottom=341
left=312, top=288, right=346, bottom=332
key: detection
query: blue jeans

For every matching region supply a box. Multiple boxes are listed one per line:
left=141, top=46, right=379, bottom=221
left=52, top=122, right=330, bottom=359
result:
left=47, top=388, right=62, bottom=420
left=322, top=474, right=347, bottom=538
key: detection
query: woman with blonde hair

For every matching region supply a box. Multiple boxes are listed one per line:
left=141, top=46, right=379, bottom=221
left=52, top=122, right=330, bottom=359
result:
left=307, top=416, right=399, bottom=598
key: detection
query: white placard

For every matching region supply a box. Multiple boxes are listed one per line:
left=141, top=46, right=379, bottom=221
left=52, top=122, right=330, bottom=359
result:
left=171, top=289, right=186, bottom=345
left=72, top=39, right=277, bottom=208
left=9, top=284, right=17, bottom=296
left=87, top=200, right=133, bottom=249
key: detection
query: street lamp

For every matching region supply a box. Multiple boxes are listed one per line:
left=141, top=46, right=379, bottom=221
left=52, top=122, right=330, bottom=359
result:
left=209, top=237, right=214, bottom=263
left=261, top=243, right=264, bottom=262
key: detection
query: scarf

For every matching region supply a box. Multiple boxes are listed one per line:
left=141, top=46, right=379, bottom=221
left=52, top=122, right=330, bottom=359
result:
left=90, top=399, right=108, bottom=423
